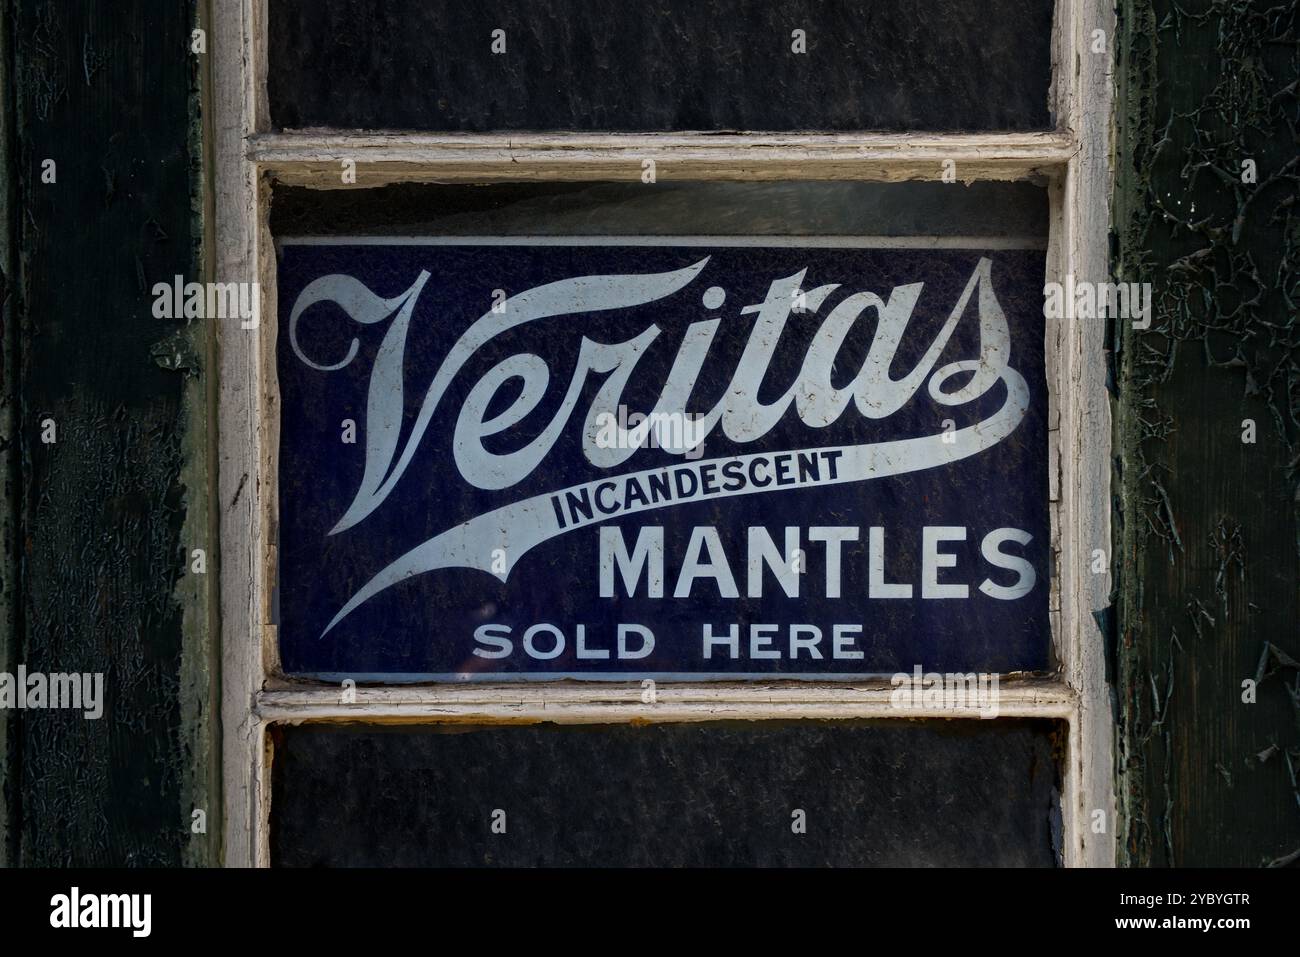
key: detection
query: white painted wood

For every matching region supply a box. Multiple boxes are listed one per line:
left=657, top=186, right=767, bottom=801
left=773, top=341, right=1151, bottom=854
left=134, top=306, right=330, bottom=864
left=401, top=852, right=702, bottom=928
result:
left=257, top=677, right=1075, bottom=724
left=1055, top=0, right=1118, bottom=868
left=215, top=0, right=1116, bottom=868
left=249, top=131, right=1074, bottom=185
left=215, top=0, right=270, bottom=869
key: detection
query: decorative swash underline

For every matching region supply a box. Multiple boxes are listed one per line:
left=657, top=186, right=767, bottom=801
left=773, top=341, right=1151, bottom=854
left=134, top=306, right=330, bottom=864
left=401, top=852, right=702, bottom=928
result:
left=318, top=366, right=1028, bottom=638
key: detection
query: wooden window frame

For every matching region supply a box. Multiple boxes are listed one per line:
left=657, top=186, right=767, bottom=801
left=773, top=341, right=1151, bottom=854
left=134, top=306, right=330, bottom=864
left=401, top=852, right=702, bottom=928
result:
left=213, top=0, right=1115, bottom=867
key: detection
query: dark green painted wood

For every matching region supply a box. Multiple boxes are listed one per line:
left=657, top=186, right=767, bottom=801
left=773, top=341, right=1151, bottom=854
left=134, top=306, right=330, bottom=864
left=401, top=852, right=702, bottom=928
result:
left=0, top=0, right=19, bottom=870
left=1115, top=0, right=1300, bottom=866
left=7, top=0, right=215, bottom=866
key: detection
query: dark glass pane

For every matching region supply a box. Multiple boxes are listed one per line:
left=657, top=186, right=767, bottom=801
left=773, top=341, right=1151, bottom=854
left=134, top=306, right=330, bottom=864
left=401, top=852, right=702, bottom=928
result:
left=270, top=720, right=1064, bottom=866
left=271, top=181, right=1051, bottom=239
left=267, top=0, right=1056, bottom=132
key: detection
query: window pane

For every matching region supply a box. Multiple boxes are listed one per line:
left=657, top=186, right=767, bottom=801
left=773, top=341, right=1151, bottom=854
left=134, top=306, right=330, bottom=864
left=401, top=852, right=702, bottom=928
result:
left=267, top=0, right=1056, bottom=132
left=273, top=182, right=1052, bottom=679
left=270, top=720, right=1064, bottom=866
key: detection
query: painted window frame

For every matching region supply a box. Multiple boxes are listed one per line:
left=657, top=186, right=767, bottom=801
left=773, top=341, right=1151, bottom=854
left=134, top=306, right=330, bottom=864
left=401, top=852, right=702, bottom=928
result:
left=212, top=0, right=1115, bottom=867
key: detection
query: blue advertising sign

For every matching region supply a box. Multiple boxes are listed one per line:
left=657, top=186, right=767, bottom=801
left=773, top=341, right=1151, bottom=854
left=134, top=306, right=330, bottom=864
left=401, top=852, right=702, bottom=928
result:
left=276, top=239, right=1048, bottom=680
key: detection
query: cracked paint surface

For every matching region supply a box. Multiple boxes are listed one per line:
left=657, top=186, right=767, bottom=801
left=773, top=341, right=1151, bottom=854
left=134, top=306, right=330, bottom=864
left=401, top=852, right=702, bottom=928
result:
left=1115, top=0, right=1300, bottom=866
left=5, top=0, right=216, bottom=866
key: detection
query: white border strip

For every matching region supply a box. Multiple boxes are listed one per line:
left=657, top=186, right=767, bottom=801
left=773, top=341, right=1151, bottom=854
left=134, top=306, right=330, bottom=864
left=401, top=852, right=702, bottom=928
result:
left=289, top=670, right=1047, bottom=684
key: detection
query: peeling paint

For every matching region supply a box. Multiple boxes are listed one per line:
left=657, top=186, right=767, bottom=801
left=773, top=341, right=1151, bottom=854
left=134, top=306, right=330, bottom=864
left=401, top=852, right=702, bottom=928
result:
left=1115, top=0, right=1300, bottom=866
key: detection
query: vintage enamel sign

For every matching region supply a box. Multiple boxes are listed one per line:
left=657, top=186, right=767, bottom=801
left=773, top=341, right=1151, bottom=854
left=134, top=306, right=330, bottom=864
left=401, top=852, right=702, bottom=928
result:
left=276, top=239, right=1049, bottom=680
